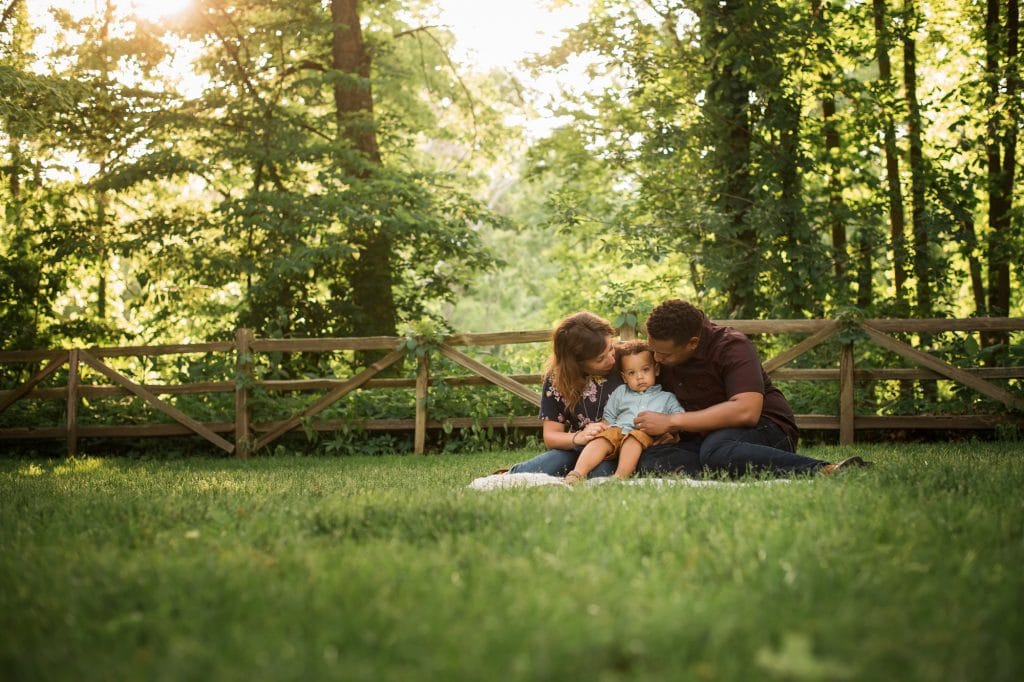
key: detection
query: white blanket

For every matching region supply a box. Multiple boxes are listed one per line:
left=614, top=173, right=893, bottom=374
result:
left=468, top=472, right=790, bottom=491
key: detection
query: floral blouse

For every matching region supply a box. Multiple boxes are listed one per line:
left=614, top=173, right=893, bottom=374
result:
left=539, top=373, right=624, bottom=432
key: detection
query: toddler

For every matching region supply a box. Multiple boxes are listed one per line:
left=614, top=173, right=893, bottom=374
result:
left=564, top=340, right=684, bottom=483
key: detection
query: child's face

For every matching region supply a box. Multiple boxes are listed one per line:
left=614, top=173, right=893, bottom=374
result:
left=620, top=351, right=659, bottom=392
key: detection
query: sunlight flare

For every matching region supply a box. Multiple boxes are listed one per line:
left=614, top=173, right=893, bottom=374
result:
left=127, top=0, right=192, bottom=21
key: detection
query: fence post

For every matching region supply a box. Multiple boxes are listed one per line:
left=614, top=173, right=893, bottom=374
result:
left=839, top=341, right=855, bottom=446
left=235, top=328, right=254, bottom=459
left=66, top=349, right=79, bottom=457
left=414, top=353, right=429, bottom=454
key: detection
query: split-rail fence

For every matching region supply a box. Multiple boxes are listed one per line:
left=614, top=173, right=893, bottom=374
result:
left=1, top=318, right=1022, bottom=457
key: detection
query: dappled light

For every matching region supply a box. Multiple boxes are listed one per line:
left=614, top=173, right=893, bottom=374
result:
left=2, top=445, right=1023, bottom=679
left=2, top=0, right=1022, bottom=454
left=3, top=6, right=1022, bottom=681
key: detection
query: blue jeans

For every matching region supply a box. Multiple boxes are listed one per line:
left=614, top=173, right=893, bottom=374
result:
left=508, top=448, right=616, bottom=477
left=637, top=418, right=826, bottom=477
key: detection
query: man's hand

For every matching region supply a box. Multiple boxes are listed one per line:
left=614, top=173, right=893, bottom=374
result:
left=633, top=411, right=675, bottom=436
left=635, top=393, right=763, bottom=437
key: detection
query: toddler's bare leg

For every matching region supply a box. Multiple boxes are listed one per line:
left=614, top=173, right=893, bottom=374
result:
left=566, top=439, right=615, bottom=483
left=614, top=436, right=645, bottom=479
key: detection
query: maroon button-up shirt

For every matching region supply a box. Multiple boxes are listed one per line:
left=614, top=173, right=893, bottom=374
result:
left=657, top=317, right=799, bottom=446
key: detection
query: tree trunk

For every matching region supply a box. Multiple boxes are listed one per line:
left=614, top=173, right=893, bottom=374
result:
left=984, top=0, right=1017, bottom=325
left=331, top=0, right=380, bottom=166
left=8, top=137, right=20, bottom=201
left=903, top=1, right=929, bottom=318
left=872, top=0, right=908, bottom=314
left=964, top=218, right=988, bottom=314
left=932, top=178, right=986, bottom=314
left=330, top=0, right=398, bottom=340
left=776, top=93, right=817, bottom=315
left=823, top=94, right=847, bottom=283
left=2, top=0, right=28, bottom=206
left=702, top=0, right=756, bottom=318
left=901, top=0, right=937, bottom=401
left=96, top=187, right=107, bottom=322
left=811, top=0, right=849, bottom=297
left=95, top=0, right=113, bottom=325
left=855, top=233, right=874, bottom=309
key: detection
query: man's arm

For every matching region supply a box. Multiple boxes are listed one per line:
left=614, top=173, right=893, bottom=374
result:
left=634, top=391, right=763, bottom=436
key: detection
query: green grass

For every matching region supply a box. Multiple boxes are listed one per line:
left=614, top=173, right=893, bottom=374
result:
left=2, top=443, right=1023, bottom=681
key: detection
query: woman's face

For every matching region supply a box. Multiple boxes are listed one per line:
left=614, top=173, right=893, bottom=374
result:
left=579, top=336, right=616, bottom=375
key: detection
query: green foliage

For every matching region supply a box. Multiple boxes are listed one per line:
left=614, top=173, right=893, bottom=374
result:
left=1, top=0, right=509, bottom=350
left=600, top=281, right=654, bottom=331
left=2, top=444, right=1023, bottom=681
left=399, top=317, right=449, bottom=358
left=6, top=0, right=1024, bottom=350
left=835, top=306, right=868, bottom=345
left=489, top=0, right=1023, bottom=323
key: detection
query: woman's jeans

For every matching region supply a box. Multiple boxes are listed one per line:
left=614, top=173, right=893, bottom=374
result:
left=510, top=419, right=825, bottom=478
left=508, top=448, right=616, bottom=477
left=637, top=418, right=826, bottom=477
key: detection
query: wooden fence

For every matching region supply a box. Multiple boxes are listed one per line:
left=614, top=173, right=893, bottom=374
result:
left=1, top=318, right=1022, bottom=457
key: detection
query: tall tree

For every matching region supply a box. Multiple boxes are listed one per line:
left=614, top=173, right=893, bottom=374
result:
left=984, top=0, right=1019, bottom=324
left=2, top=0, right=160, bottom=347
left=811, top=0, right=849, bottom=291
left=330, top=0, right=397, bottom=339
left=760, top=1, right=828, bottom=317
left=872, top=0, right=909, bottom=313
left=902, top=0, right=931, bottom=318
left=700, top=0, right=757, bottom=317
left=45, top=1, right=169, bottom=342
left=0, top=0, right=44, bottom=350
left=137, top=0, right=499, bottom=346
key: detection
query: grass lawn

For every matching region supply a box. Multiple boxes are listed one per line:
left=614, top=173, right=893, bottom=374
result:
left=2, top=442, right=1023, bottom=681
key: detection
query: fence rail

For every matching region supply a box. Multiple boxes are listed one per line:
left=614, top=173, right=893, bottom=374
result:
left=1, top=318, right=1022, bottom=457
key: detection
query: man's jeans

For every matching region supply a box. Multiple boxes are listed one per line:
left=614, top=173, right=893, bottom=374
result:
left=637, top=418, right=826, bottom=477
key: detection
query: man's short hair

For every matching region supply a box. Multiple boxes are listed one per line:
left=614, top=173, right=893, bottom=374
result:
left=644, top=300, right=705, bottom=345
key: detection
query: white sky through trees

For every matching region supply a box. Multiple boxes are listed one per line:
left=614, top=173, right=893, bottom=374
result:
left=25, top=0, right=586, bottom=73
left=23, top=0, right=589, bottom=141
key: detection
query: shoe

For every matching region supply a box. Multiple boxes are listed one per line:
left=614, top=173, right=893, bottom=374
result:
left=821, top=456, right=873, bottom=475
left=563, top=470, right=585, bottom=485
left=491, top=468, right=509, bottom=475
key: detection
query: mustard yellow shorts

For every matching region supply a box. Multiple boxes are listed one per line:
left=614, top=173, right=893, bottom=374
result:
left=593, top=426, right=655, bottom=460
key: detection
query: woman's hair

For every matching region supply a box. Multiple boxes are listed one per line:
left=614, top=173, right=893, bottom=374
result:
left=644, top=299, right=705, bottom=345
left=544, top=311, right=615, bottom=409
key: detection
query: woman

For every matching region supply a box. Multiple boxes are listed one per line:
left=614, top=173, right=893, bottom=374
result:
left=507, top=311, right=623, bottom=477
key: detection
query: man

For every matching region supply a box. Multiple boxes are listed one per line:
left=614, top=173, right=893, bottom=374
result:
left=634, top=299, right=868, bottom=476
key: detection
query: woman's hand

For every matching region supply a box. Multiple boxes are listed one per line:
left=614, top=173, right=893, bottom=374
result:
left=573, top=421, right=607, bottom=445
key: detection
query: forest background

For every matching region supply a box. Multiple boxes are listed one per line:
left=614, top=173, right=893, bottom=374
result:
left=1, top=0, right=1021, bottom=450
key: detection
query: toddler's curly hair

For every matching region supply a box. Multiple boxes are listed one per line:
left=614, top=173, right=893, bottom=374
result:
left=615, top=340, right=653, bottom=367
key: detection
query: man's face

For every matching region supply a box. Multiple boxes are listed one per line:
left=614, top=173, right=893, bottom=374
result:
left=648, top=336, right=699, bottom=367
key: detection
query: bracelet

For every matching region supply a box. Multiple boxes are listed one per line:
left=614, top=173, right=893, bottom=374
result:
left=571, top=431, right=580, bottom=446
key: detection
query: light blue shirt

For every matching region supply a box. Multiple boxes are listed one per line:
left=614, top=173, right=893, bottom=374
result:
left=601, top=383, right=685, bottom=434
